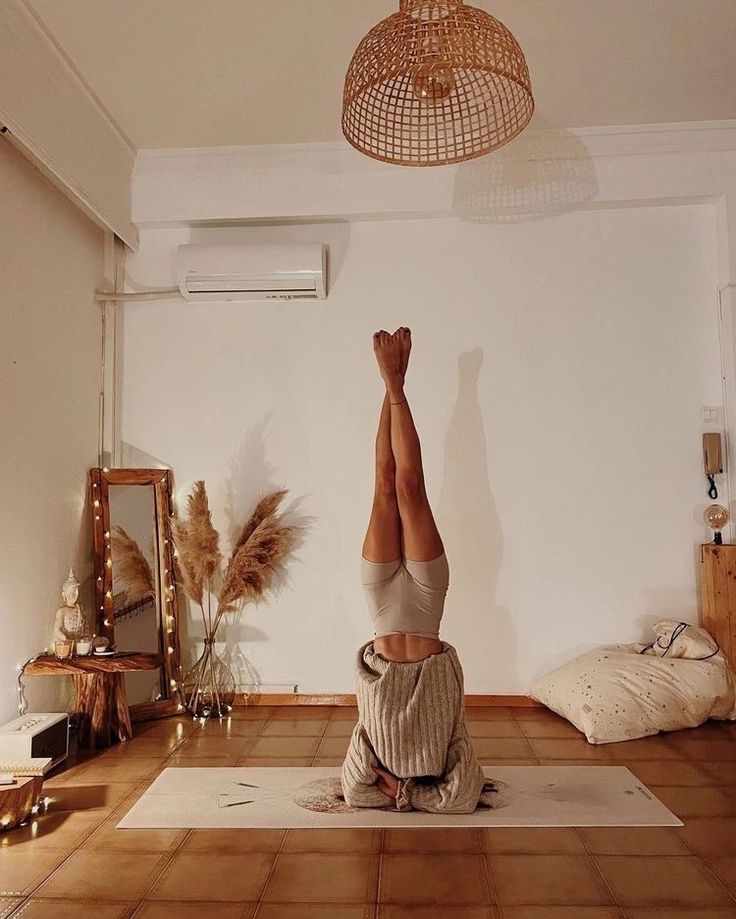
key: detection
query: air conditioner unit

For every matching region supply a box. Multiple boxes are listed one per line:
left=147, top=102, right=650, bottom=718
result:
left=176, top=242, right=327, bottom=302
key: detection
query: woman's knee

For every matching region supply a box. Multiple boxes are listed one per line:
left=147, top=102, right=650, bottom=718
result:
left=374, top=465, right=398, bottom=500
left=396, top=470, right=425, bottom=506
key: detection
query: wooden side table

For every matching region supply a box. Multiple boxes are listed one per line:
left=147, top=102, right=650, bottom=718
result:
left=699, top=543, right=736, bottom=665
left=24, top=653, right=164, bottom=748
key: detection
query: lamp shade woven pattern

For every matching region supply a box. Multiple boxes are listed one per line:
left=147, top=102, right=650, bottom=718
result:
left=342, top=0, right=534, bottom=167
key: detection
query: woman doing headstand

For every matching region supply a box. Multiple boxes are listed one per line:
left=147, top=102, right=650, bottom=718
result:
left=341, top=328, right=485, bottom=813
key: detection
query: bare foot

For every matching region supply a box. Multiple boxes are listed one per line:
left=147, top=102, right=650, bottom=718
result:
left=373, top=330, right=405, bottom=397
left=393, top=327, right=412, bottom=378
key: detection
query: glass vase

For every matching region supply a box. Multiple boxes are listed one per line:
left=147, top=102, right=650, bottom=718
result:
left=182, top=639, right=236, bottom=719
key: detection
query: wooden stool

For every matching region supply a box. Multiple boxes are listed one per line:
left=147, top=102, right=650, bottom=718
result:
left=24, top=653, right=164, bottom=748
left=0, top=776, right=43, bottom=830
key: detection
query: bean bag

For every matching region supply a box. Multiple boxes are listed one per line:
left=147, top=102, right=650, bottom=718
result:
left=530, top=621, right=736, bottom=744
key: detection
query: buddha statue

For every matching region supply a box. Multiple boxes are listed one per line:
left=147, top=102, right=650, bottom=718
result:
left=53, top=568, right=86, bottom=643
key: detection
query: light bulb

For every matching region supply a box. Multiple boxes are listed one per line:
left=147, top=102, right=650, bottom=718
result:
left=412, top=60, right=455, bottom=103
left=704, top=504, right=730, bottom=531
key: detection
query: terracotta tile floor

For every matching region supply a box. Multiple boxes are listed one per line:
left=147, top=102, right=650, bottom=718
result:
left=1, top=706, right=735, bottom=918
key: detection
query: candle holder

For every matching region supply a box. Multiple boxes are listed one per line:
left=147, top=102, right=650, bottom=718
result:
left=54, top=638, right=73, bottom=660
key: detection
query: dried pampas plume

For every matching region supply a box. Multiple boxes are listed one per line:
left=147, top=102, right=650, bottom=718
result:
left=172, top=481, right=297, bottom=619
left=233, top=489, right=287, bottom=553
left=171, top=480, right=221, bottom=607
left=219, top=513, right=296, bottom=614
left=110, top=525, right=156, bottom=604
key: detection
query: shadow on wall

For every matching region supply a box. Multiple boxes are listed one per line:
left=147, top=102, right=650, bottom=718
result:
left=452, top=119, right=598, bottom=224
left=437, top=349, right=518, bottom=689
left=120, top=442, right=171, bottom=469
left=218, top=415, right=314, bottom=691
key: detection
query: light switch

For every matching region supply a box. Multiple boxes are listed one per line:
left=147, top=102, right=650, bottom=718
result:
left=702, top=407, right=721, bottom=424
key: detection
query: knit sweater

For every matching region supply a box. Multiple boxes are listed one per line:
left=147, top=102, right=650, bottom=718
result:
left=341, top=641, right=485, bottom=814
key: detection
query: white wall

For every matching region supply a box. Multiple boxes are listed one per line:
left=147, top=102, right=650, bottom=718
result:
left=0, top=137, right=104, bottom=722
left=123, top=205, right=720, bottom=694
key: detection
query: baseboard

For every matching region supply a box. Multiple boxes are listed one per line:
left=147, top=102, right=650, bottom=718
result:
left=233, top=693, right=541, bottom=707
left=465, top=695, right=541, bottom=707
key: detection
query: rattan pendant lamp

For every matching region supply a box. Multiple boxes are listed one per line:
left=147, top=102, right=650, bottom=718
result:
left=342, top=0, right=534, bottom=167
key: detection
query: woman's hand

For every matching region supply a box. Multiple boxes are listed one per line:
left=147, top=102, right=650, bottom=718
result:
left=371, top=763, right=399, bottom=798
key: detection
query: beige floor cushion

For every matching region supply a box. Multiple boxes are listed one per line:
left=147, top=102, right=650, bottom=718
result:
left=530, top=623, right=736, bottom=744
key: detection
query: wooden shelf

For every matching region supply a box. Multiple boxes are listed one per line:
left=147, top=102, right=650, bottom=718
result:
left=25, top=653, right=163, bottom=676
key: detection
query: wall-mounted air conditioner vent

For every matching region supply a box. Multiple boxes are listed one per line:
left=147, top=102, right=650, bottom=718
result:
left=176, top=242, right=327, bottom=302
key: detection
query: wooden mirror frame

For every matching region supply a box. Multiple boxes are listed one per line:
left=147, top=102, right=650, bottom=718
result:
left=90, top=468, right=182, bottom=719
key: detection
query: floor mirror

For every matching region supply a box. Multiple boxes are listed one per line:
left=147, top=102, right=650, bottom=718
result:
left=90, top=468, right=182, bottom=719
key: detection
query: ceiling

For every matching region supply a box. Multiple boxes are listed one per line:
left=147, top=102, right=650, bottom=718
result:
left=26, top=0, right=736, bottom=150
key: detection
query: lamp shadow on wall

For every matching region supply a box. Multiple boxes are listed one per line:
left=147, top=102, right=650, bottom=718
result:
left=219, top=414, right=314, bottom=691
left=437, top=349, right=517, bottom=689
left=452, top=118, right=598, bottom=224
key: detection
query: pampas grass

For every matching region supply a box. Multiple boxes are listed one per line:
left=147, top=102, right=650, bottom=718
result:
left=219, top=516, right=296, bottom=614
left=172, top=480, right=298, bottom=717
left=110, top=525, right=155, bottom=604
left=170, top=480, right=221, bottom=608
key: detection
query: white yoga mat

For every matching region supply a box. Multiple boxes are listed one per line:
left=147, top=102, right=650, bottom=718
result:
left=117, top=766, right=682, bottom=829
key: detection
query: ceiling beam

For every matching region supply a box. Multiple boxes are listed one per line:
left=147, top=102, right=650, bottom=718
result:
left=0, top=0, right=137, bottom=249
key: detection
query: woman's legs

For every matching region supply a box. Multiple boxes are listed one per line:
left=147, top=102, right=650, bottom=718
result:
left=374, top=328, right=444, bottom=562
left=361, top=340, right=402, bottom=563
